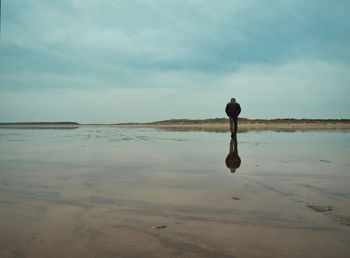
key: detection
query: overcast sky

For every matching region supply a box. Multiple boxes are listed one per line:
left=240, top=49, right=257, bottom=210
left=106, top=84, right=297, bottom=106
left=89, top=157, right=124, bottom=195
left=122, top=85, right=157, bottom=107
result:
left=0, top=0, right=349, bottom=123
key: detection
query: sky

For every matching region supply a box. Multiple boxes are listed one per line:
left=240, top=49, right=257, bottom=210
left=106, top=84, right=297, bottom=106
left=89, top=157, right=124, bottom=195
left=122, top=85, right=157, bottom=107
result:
left=0, top=0, right=349, bottom=123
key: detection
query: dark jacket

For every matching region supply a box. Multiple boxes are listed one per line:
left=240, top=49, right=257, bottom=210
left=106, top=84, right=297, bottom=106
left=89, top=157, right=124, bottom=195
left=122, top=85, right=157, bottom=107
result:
left=225, top=102, right=241, bottom=117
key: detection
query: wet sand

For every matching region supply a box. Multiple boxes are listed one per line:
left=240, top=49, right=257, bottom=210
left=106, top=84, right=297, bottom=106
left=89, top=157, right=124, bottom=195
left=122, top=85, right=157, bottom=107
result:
left=0, top=127, right=349, bottom=257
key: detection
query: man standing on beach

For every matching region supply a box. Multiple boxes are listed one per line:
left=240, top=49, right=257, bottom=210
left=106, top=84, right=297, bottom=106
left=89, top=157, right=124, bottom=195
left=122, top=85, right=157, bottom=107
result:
left=225, top=98, right=241, bottom=137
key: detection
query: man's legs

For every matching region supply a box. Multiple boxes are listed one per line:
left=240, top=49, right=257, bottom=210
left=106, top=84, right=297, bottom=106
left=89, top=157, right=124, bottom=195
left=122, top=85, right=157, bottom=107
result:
left=229, top=117, right=238, bottom=137
left=233, top=117, right=238, bottom=136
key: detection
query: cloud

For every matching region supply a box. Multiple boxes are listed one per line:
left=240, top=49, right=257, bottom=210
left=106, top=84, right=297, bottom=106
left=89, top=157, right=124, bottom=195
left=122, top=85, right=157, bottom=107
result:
left=1, top=0, right=349, bottom=121
left=217, top=59, right=350, bottom=118
left=1, top=59, right=349, bottom=122
left=3, top=0, right=349, bottom=78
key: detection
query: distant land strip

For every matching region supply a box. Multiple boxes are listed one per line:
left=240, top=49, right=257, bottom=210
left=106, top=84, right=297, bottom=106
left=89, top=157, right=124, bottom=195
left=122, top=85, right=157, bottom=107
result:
left=0, top=122, right=79, bottom=125
left=0, top=122, right=80, bottom=129
left=116, top=118, right=350, bottom=125
left=1, top=119, right=350, bottom=127
left=1, top=119, right=350, bottom=132
left=112, top=118, right=350, bottom=132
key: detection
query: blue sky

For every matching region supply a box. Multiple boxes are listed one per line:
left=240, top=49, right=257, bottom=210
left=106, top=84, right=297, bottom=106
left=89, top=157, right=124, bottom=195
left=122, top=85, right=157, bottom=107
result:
left=0, top=0, right=349, bottom=123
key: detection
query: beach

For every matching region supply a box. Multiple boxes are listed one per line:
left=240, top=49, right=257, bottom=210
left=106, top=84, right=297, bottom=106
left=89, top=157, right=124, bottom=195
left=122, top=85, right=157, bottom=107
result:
left=0, top=126, right=349, bottom=257
left=1, top=121, right=350, bottom=132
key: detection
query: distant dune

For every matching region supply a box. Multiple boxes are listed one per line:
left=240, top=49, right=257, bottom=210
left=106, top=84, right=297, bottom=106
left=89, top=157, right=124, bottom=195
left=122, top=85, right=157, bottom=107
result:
left=1, top=119, right=349, bottom=131
left=116, top=118, right=350, bottom=125
left=114, top=118, right=350, bottom=132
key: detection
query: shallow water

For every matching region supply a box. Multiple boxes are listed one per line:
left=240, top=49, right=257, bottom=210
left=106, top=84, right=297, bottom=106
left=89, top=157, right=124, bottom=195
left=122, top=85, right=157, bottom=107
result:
left=0, top=127, right=349, bottom=258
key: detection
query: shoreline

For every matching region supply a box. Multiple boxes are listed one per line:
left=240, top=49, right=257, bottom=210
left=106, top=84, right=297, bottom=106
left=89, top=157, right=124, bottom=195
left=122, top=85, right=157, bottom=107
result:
left=112, top=123, right=350, bottom=132
left=1, top=123, right=350, bottom=131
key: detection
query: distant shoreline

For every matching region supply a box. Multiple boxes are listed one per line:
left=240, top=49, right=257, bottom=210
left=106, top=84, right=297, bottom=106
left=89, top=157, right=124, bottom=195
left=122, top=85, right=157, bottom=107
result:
left=0, top=122, right=80, bottom=129
left=112, top=123, right=350, bottom=132
left=116, top=118, right=350, bottom=126
left=1, top=119, right=350, bottom=131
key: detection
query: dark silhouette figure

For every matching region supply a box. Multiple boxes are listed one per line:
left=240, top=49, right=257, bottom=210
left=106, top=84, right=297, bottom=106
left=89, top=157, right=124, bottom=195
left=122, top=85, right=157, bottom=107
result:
left=225, top=136, right=241, bottom=174
left=225, top=98, right=241, bottom=137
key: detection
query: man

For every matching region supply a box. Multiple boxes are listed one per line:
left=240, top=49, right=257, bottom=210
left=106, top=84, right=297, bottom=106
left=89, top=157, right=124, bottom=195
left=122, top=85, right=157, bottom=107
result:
left=225, top=98, right=241, bottom=137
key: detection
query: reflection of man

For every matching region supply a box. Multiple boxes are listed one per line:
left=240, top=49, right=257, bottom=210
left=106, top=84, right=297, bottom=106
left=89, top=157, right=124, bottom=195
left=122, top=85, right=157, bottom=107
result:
left=225, top=136, right=241, bottom=174
left=225, top=98, right=241, bottom=137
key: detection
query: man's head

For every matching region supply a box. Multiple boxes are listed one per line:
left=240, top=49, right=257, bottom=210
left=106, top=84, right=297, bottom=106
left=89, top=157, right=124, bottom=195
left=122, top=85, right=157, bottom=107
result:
left=231, top=98, right=236, bottom=102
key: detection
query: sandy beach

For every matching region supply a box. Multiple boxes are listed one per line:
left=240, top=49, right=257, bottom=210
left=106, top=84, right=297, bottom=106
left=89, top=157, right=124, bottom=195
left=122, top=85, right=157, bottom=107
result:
left=0, top=126, right=349, bottom=257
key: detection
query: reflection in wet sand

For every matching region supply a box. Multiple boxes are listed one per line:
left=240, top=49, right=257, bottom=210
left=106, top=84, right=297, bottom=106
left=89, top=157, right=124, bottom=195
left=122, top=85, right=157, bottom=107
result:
left=0, top=127, right=350, bottom=258
left=225, top=136, right=241, bottom=174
